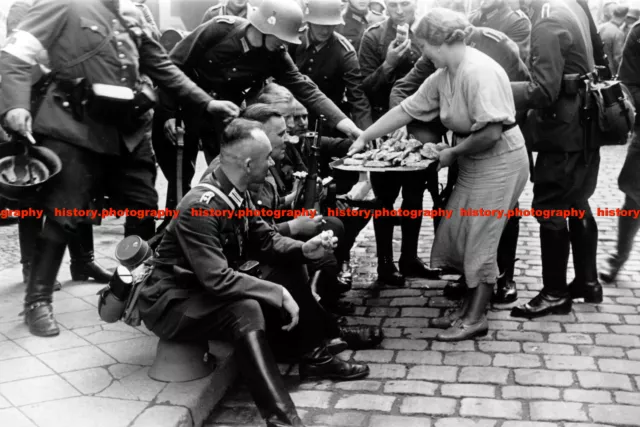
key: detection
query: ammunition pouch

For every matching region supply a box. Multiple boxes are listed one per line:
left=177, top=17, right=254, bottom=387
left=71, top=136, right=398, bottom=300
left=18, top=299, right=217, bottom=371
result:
left=238, top=260, right=262, bottom=278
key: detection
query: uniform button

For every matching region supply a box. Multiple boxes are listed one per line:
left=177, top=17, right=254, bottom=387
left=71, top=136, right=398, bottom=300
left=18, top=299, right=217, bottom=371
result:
left=308, top=68, right=312, bottom=72
left=90, top=25, right=98, bottom=31
left=232, top=68, right=237, bottom=72
left=121, top=77, right=127, bottom=82
left=62, top=101, right=70, bottom=107
left=117, top=41, right=123, bottom=46
left=113, top=19, right=118, bottom=24
left=122, top=65, right=127, bottom=70
left=118, top=53, right=125, bottom=58
left=114, top=30, right=120, bottom=35
left=208, top=60, right=212, bottom=64
left=309, top=59, right=314, bottom=63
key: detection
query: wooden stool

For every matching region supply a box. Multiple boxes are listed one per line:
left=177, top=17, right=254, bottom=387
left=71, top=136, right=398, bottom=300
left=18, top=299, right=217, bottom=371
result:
left=148, top=339, right=215, bottom=382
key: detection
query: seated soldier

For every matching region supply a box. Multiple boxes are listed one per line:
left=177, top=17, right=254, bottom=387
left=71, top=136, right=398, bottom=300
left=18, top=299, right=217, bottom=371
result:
left=138, top=119, right=370, bottom=427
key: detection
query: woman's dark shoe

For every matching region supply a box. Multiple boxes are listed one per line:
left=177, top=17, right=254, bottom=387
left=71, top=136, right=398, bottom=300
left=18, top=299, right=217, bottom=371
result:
left=510, top=292, right=572, bottom=319
left=22, top=302, right=60, bottom=337
left=443, top=278, right=467, bottom=300
left=568, top=280, right=603, bottom=303
left=299, top=346, right=369, bottom=381
left=599, top=256, right=622, bottom=283
left=430, top=309, right=463, bottom=329
left=492, top=272, right=518, bottom=304
left=377, top=258, right=405, bottom=287
left=398, top=257, right=442, bottom=279
left=339, top=325, right=384, bottom=350
left=436, top=317, right=488, bottom=342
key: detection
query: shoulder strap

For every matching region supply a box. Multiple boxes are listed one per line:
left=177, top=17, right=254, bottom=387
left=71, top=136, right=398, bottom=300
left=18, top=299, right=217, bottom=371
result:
left=51, top=31, right=116, bottom=76
left=195, top=182, right=236, bottom=210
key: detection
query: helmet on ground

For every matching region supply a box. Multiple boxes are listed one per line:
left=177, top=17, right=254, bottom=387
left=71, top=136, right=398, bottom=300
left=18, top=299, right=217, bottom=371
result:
left=0, top=141, right=62, bottom=201
left=248, top=0, right=305, bottom=44
left=159, top=29, right=188, bottom=53
left=303, top=0, right=345, bottom=25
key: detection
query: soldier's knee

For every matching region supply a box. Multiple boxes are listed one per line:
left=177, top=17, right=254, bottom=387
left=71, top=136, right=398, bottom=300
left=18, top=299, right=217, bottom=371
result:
left=231, top=299, right=266, bottom=337
left=537, top=216, right=567, bottom=231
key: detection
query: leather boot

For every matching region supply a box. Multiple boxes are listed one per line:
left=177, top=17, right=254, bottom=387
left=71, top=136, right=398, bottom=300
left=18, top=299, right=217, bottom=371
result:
left=235, top=330, right=305, bottom=427
left=124, top=216, right=156, bottom=240
left=399, top=213, right=442, bottom=279
left=493, top=215, right=520, bottom=304
left=373, top=215, right=405, bottom=286
left=20, top=217, right=62, bottom=291
left=23, top=236, right=66, bottom=337
left=600, top=214, right=640, bottom=283
left=69, top=224, right=113, bottom=283
left=338, top=325, right=384, bottom=350
left=511, top=227, right=572, bottom=319
left=336, top=261, right=353, bottom=292
left=377, top=257, right=405, bottom=287
left=299, top=345, right=369, bottom=382
left=444, top=276, right=467, bottom=300
left=568, top=216, right=603, bottom=303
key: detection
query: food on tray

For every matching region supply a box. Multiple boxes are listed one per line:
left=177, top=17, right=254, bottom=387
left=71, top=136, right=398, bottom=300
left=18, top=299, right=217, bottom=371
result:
left=344, top=158, right=364, bottom=166
left=340, top=136, right=441, bottom=169
left=364, top=160, right=393, bottom=167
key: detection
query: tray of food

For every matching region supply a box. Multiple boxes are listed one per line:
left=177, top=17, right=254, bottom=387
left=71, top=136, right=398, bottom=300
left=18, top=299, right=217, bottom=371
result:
left=330, top=138, right=449, bottom=172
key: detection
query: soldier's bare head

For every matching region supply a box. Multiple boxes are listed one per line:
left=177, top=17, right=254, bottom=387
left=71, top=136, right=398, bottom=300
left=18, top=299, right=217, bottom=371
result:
left=349, top=0, right=372, bottom=13
left=385, top=0, right=417, bottom=25
left=254, top=83, right=297, bottom=133
left=242, top=104, right=289, bottom=162
left=220, top=118, right=273, bottom=188
left=414, top=7, right=470, bottom=69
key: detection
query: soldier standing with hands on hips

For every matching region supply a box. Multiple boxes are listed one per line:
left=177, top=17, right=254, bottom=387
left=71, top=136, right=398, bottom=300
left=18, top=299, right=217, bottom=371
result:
left=0, top=0, right=238, bottom=337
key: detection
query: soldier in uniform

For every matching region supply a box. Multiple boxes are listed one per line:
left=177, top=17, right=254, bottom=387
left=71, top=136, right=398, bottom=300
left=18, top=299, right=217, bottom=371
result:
left=336, top=0, right=372, bottom=53
left=358, top=0, right=444, bottom=287
left=600, top=19, right=640, bottom=283
left=139, top=119, right=369, bottom=427
left=201, top=0, right=250, bottom=24
left=389, top=25, right=531, bottom=305
left=469, top=0, right=532, bottom=63
left=510, top=0, right=604, bottom=319
left=158, top=0, right=362, bottom=214
left=598, top=4, right=627, bottom=77
left=0, top=0, right=237, bottom=337
left=290, top=0, right=373, bottom=133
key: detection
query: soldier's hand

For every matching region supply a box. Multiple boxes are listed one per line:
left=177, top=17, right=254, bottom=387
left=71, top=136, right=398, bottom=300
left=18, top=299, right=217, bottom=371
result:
left=5, top=108, right=32, bottom=138
left=164, top=118, right=177, bottom=144
left=302, top=230, right=338, bottom=260
left=290, top=215, right=324, bottom=237
left=385, top=38, right=411, bottom=69
left=206, top=100, right=240, bottom=118
left=281, top=288, right=300, bottom=331
left=390, top=126, right=408, bottom=141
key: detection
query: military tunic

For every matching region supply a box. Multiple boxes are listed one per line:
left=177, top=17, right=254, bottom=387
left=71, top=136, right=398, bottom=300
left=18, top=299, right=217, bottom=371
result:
left=336, top=5, right=370, bottom=53
left=201, top=1, right=248, bottom=24
left=290, top=31, right=373, bottom=131
left=469, top=4, right=532, bottom=64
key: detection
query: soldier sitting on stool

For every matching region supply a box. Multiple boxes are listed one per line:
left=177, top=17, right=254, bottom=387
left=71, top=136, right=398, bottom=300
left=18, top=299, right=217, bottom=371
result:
left=139, top=119, right=369, bottom=427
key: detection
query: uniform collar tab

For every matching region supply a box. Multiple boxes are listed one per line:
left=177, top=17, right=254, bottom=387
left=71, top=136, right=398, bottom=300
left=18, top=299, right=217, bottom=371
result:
left=213, top=167, right=246, bottom=208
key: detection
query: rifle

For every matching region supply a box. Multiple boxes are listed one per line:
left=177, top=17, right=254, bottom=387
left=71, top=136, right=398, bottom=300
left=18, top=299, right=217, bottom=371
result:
left=294, top=115, right=325, bottom=211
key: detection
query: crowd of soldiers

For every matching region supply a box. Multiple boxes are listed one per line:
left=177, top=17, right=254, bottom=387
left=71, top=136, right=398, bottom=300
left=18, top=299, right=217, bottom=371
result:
left=0, top=0, right=638, bottom=426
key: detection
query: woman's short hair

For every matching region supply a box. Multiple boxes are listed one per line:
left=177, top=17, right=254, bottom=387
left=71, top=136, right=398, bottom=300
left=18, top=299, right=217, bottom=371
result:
left=414, top=7, right=471, bottom=46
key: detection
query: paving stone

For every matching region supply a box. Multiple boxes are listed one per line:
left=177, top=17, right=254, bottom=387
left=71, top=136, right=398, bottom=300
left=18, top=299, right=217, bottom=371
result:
left=73, top=323, right=146, bottom=345
left=514, top=369, right=574, bottom=387
left=20, top=396, right=147, bottom=427
left=435, top=418, right=497, bottom=427
left=108, top=364, right=144, bottom=380
left=353, top=350, right=394, bottom=363
left=497, top=331, right=544, bottom=342
left=624, top=315, right=640, bottom=324
left=493, top=353, right=541, bottom=368
left=599, top=304, right=637, bottom=314
left=14, top=330, right=91, bottom=355
left=530, top=401, right=588, bottom=421
left=548, top=333, right=594, bottom=345
left=576, top=313, right=621, bottom=324
left=444, top=351, right=492, bottom=366
left=37, top=345, right=116, bottom=373
left=407, top=365, right=457, bottom=382
left=404, top=328, right=440, bottom=339
left=312, top=411, right=366, bottom=426
left=335, top=394, right=395, bottom=411
left=544, top=355, right=597, bottom=371
left=384, top=380, right=438, bottom=396
left=130, top=406, right=193, bottom=427
left=522, top=322, right=562, bottom=333
left=0, top=340, right=29, bottom=360
left=369, top=415, right=432, bottom=427
left=564, top=389, right=613, bottom=403
left=381, top=338, right=428, bottom=350
left=98, top=336, right=158, bottom=366
left=501, top=386, right=560, bottom=400
left=502, top=423, right=556, bottom=427
left=0, top=374, right=80, bottom=406
left=400, top=307, right=441, bottom=317
left=589, top=404, right=640, bottom=425
left=368, top=363, right=407, bottom=379
left=400, top=396, right=457, bottom=415
left=431, top=340, right=475, bottom=351
left=0, top=408, right=37, bottom=427
left=441, top=384, right=495, bottom=398
left=479, top=341, right=521, bottom=353
left=488, top=321, right=520, bottom=331
left=206, top=405, right=259, bottom=425
left=0, top=394, right=10, bottom=409
left=0, top=356, right=54, bottom=383
left=396, top=351, right=442, bottom=365
left=577, top=345, right=626, bottom=358
left=614, top=391, right=640, bottom=406
left=459, top=367, right=509, bottom=384
left=565, top=323, right=609, bottom=334
left=334, top=381, right=381, bottom=392
left=595, top=334, right=640, bottom=347
left=577, top=372, right=633, bottom=390
left=598, top=358, right=640, bottom=375
left=62, top=367, right=113, bottom=394
left=459, top=398, right=522, bottom=419
left=383, top=318, right=431, bottom=328
left=97, top=368, right=166, bottom=401
left=55, top=309, right=106, bottom=330
left=523, top=342, right=576, bottom=355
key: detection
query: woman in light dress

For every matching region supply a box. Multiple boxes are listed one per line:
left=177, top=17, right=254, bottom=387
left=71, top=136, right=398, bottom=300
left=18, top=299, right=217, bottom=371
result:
left=348, top=7, right=529, bottom=341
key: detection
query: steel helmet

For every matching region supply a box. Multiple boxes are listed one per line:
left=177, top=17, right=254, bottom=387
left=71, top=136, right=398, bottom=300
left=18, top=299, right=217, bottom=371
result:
left=248, top=0, right=306, bottom=44
left=303, top=0, right=345, bottom=25
left=159, top=29, right=188, bottom=53
left=0, top=140, right=62, bottom=201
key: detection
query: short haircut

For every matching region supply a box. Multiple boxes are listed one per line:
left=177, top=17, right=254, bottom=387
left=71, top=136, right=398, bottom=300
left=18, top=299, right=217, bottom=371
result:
left=221, top=118, right=264, bottom=149
left=614, top=5, right=630, bottom=18
left=414, top=7, right=470, bottom=46
left=253, top=82, right=294, bottom=106
left=241, top=104, right=283, bottom=124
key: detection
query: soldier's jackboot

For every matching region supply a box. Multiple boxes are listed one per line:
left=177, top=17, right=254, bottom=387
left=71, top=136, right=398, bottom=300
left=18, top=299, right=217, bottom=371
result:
left=69, top=224, right=113, bottom=283
left=398, top=214, right=442, bottom=279
left=299, top=345, right=370, bottom=382
left=19, top=216, right=61, bottom=291
left=511, top=227, right=572, bottom=319
left=236, top=330, right=305, bottom=427
left=493, top=215, right=520, bottom=304
left=568, top=216, right=603, bottom=303
left=600, top=215, right=640, bottom=283
left=23, top=234, right=66, bottom=337
left=374, top=217, right=404, bottom=286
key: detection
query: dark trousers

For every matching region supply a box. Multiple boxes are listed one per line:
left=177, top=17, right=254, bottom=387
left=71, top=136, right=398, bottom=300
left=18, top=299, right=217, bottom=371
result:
left=152, top=264, right=339, bottom=356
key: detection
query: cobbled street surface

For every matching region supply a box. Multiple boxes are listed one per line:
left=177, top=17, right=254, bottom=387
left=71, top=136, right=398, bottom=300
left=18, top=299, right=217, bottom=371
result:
left=0, top=145, right=639, bottom=427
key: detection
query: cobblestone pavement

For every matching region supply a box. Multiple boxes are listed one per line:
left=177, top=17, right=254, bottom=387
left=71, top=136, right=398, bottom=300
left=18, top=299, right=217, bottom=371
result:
left=205, top=144, right=640, bottom=427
